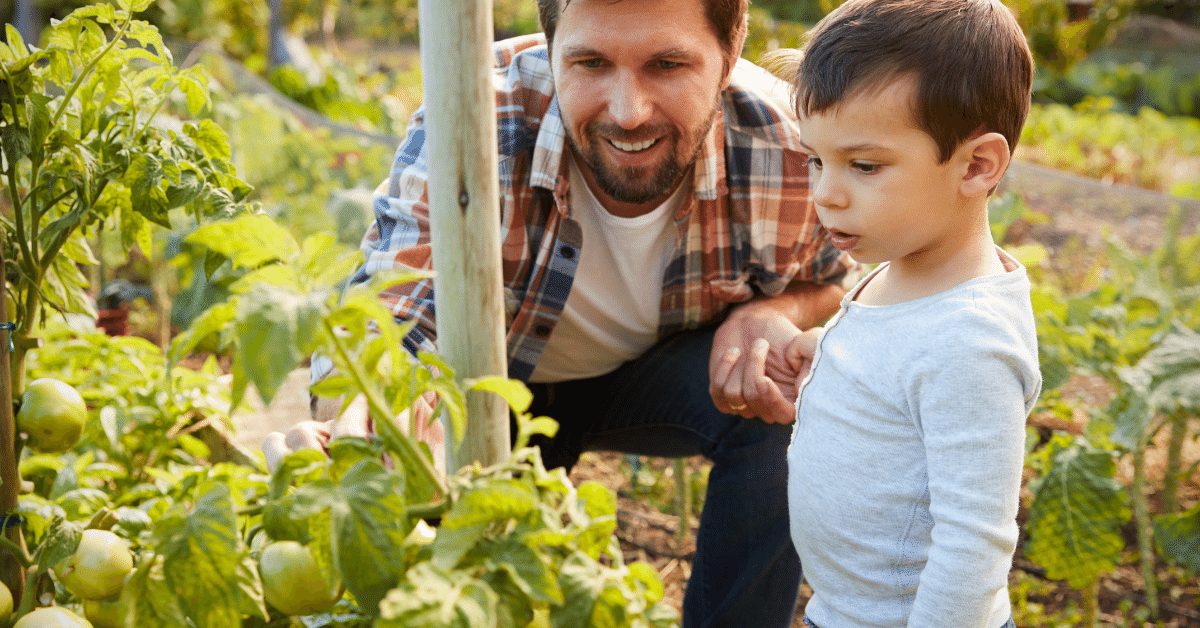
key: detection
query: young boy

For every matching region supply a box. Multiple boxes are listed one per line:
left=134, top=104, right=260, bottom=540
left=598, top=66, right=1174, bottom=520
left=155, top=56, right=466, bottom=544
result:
left=780, top=0, right=1042, bottom=626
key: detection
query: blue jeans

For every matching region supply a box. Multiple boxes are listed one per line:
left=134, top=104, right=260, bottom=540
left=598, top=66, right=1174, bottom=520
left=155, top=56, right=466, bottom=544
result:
left=525, top=326, right=801, bottom=628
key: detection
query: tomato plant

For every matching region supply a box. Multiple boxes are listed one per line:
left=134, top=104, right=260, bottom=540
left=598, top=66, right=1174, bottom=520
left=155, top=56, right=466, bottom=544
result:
left=0, top=0, right=248, bottom=610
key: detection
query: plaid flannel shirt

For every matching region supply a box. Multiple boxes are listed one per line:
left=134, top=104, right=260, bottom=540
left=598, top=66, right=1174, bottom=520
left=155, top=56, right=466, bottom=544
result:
left=353, top=34, right=852, bottom=381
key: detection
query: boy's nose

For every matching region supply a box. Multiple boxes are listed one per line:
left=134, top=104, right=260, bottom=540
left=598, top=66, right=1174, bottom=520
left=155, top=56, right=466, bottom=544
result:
left=812, top=172, right=847, bottom=210
left=607, top=72, right=654, bottom=129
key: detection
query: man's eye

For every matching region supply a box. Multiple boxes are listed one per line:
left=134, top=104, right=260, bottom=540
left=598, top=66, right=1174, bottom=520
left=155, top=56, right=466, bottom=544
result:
left=806, top=156, right=823, bottom=170
left=853, top=162, right=880, bottom=174
left=580, top=58, right=604, bottom=69
left=656, top=60, right=682, bottom=70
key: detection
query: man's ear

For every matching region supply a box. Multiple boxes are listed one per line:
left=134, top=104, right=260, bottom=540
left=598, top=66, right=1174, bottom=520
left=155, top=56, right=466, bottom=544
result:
left=959, top=132, right=1010, bottom=197
left=720, top=21, right=749, bottom=89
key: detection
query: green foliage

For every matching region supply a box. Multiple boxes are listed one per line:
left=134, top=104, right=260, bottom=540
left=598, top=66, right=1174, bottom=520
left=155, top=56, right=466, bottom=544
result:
left=266, top=60, right=413, bottom=137
left=23, top=319, right=235, bottom=490
left=0, top=2, right=248, bottom=347
left=150, top=0, right=268, bottom=64
left=1008, top=0, right=1136, bottom=75
left=208, top=91, right=394, bottom=241
left=1153, top=504, right=1200, bottom=573
left=1035, top=59, right=1200, bottom=118
left=742, top=8, right=811, bottom=65
left=1019, top=98, right=1200, bottom=198
left=1024, top=215, right=1200, bottom=616
left=1025, top=437, right=1130, bottom=589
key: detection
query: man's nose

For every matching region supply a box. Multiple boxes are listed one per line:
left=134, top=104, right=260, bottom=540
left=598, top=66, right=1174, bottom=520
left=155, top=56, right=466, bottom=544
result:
left=607, top=71, right=654, bottom=130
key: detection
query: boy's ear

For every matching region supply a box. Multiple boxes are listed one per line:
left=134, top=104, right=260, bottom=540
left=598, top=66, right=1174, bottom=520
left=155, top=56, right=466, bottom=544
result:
left=959, top=132, right=1010, bottom=197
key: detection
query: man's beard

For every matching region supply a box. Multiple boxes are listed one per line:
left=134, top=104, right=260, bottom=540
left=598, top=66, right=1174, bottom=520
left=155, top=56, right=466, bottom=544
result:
left=566, top=105, right=720, bottom=205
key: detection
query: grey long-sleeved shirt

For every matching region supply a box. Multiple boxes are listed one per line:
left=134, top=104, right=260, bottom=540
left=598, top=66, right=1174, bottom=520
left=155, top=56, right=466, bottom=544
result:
left=788, top=252, right=1041, bottom=628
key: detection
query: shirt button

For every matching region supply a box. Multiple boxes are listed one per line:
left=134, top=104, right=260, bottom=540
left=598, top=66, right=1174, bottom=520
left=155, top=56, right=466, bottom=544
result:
left=559, top=245, right=576, bottom=260
left=534, top=324, right=552, bottom=337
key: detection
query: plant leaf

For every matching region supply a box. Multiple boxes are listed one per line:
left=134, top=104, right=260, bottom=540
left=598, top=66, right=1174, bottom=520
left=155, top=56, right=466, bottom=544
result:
left=186, top=214, right=299, bottom=270
left=1024, top=442, right=1130, bottom=589
left=291, top=459, right=410, bottom=613
left=156, top=482, right=244, bottom=628
left=1154, top=504, right=1200, bottom=574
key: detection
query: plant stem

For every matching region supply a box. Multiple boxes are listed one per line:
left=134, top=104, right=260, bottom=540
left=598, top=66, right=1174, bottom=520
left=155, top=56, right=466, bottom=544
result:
left=673, top=458, right=689, bottom=544
left=1130, top=443, right=1159, bottom=618
left=0, top=535, right=30, bottom=568
left=48, top=14, right=131, bottom=128
left=1162, top=412, right=1187, bottom=514
left=324, top=320, right=448, bottom=498
left=1080, top=578, right=1099, bottom=628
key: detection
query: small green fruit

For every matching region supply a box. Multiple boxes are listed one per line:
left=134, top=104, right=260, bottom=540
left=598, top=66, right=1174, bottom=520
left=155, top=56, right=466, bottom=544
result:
left=0, top=579, right=12, bottom=622
left=83, top=592, right=130, bottom=628
left=57, top=529, right=134, bottom=600
left=16, top=378, right=88, bottom=453
left=13, top=606, right=93, bottom=627
left=259, top=541, right=342, bottom=616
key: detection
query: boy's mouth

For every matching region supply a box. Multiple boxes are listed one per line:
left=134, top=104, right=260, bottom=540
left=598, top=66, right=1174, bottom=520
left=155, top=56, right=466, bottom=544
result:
left=826, top=228, right=859, bottom=251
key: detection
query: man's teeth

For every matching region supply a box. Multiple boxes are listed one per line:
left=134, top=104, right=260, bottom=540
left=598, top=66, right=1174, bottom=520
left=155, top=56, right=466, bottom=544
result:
left=610, top=138, right=656, bottom=152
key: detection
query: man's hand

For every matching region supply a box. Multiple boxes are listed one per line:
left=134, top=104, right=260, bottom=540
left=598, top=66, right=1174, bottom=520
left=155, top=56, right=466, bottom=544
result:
left=262, top=391, right=443, bottom=472
left=709, top=307, right=807, bottom=424
left=708, top=283, right=841, bottom=424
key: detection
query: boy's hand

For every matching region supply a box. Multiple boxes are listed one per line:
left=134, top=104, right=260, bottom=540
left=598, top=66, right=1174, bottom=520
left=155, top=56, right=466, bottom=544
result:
left=262, top=391, right=443, bottom=472
left=784, top=327, right=821, bottom=388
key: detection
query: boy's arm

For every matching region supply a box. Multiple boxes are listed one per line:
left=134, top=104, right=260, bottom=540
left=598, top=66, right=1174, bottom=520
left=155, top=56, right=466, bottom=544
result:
left=908, top=337, right=1037, bottom=627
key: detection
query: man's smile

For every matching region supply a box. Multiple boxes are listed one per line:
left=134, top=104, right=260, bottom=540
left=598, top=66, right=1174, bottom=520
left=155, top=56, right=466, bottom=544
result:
left=608, top=137, right=659, bottom=152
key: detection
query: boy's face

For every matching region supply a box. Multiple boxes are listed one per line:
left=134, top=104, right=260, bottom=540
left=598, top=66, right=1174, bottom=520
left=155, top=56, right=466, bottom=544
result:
left=798, top=76, right=975, bottom=271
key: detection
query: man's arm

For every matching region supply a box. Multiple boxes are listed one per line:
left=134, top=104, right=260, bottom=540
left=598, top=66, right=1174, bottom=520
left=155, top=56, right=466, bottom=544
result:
left=708, top=282, right=844, bottom=424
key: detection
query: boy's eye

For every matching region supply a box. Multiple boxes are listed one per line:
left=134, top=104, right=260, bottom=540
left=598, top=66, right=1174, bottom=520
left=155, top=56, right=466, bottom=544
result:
left=655, top=59, right=682, bottom=70
left=852, top=161, right=880, bottom=174
left=806, top=156, right=823, bottom=170
left=579, top=58, right=605, bottom=69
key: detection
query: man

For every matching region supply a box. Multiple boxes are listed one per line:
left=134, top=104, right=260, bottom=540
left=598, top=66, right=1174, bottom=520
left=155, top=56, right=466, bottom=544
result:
left=267, top=1, right=849, bottom=625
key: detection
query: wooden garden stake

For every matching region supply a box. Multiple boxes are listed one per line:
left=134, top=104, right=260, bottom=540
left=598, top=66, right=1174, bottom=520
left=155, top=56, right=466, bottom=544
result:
left=0, top=254, right=27, bottom=603
left=418, top=0, right=510, bottom=471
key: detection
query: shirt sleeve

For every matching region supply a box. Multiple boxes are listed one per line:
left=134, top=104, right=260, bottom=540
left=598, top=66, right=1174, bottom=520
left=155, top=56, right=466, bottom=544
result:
left=352, top=106, right=441, bottom=357
left=906, top=324, right=1035, bottom=627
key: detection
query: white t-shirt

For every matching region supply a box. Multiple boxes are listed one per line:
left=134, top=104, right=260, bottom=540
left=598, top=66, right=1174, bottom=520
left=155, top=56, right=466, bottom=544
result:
left=529, top=157, right=686, bottom=382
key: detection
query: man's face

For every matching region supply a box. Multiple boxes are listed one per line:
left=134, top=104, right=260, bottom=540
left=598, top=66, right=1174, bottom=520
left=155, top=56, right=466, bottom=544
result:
left=550, top=0, right=729, bottom=216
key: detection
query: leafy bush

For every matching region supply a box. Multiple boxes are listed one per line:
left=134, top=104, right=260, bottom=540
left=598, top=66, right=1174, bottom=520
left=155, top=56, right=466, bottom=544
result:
left=1018, top=97, right=1200, bottom=198
left=1036, top=59, right=1200, bottom=117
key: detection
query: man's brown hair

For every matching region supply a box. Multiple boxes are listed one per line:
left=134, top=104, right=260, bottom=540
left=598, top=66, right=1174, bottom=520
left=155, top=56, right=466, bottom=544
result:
left=536, top=0, right=749, bottom=65
left=783, top=0, right=1033, bottom=162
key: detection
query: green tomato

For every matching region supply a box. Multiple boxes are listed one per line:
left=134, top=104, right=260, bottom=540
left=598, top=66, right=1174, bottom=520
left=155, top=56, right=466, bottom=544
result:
left=83, top=593, right=130, bottom=628
left=16, top=378, right=87, bottom=453
left=0, top=579, right=12, bottom=622
left=258, top=541, right=342, bottom=616
left=13, top=606, right=93, bottom=627
left=56, top=530, right=134, bottom=601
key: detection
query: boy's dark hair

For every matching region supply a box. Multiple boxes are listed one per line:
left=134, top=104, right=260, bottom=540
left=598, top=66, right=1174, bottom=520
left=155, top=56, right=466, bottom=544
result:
left=537, top=0, right=749, bottom=66
left=784, top=0, right=1033, bottom=162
